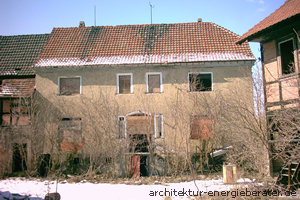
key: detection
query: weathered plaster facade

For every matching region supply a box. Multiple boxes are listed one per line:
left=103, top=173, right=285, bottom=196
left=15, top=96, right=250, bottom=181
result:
left=35, top=61, right=254, bottom=176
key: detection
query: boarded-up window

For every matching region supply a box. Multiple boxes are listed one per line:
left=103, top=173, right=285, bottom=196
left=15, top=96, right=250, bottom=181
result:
left=279, top=39, right=295, bottom=75
left=118, top=75, right=131, bottom=94
left=117, top=116, right=125, bottom=138
left=189, top=73, right=212, bottom=92
left=148, top=74, right=161, bottom=93
left=1, top=99, right=29, bottom=126
left=190, top=115, right=214, bottom=140
left=58, top=118, right=83, bottom=152
left=155, top=114, right=163, bottom=138
left=127, top=115, right=154, bottom=135
left=59, top=77, right=81, bottom=95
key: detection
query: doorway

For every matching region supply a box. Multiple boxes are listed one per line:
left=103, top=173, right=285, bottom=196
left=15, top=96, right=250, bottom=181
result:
left=129, top=134, right=150, bottom=178
left=12, top=143, right=27, bottom=173
left=126, top=111, right=153, bottom=178
left=140, top=155, right=149, bottom=176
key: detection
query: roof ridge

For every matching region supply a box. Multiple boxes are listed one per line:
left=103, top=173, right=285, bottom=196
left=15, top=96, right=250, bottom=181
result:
left=0, top=33, right=50, bottom=37
left=52, top=21, right=214, bottom=29
left=210, top=23, right=241, bottom=37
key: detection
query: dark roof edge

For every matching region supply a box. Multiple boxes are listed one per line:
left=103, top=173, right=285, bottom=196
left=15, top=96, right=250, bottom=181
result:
left=0, top=33, right=50, bottom=37
left=237, top=13, right=300, bottom=44
left=0, top=75, right=35, bottom=79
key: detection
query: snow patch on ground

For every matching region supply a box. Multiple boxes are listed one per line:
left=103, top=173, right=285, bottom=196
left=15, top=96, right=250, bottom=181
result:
left=0, top=178, right=254, bottom=200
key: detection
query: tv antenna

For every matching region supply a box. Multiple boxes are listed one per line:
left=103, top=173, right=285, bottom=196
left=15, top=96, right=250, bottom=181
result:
left=149, top=2, right=154, bottom=24
left=94, top=5, right=96, bottom=26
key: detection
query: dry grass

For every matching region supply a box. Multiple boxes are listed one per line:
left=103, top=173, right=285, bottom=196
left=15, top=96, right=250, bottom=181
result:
left=61, top=173, right=221, bottom=185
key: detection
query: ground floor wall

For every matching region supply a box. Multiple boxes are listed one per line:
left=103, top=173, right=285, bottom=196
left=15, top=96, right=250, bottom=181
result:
left=0, top=126, right=39, bottom=177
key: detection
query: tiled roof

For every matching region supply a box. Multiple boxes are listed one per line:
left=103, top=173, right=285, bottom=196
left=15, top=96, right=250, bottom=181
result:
left=0, top=34, right=50, bottom=76
left=36, top=22, right=255, bottom=67
left=238, top=0, right=300, bottom=43
left=0, top=78, right=35, bottom=97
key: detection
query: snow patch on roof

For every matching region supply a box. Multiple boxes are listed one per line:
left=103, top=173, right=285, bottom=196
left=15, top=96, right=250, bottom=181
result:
left=35, top=53, right=255, bottom=67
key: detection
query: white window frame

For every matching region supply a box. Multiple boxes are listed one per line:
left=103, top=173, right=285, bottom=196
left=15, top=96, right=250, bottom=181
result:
left=146, top=72, right=163, bottom=93
left=154, top=114, right=164, bottom=138
left=116, top=73, right=133, bottom=94
left=58, top=76, right=82, bottom=95
left=187, top=72, right=213, bottom=92
left=117, top=116, right=126, bottom=138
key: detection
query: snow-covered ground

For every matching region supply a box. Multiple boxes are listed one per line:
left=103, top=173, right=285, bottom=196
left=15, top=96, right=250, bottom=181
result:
left=0, top=177, right=255, bottom=200
left=1, top=177, right=297, bottom=200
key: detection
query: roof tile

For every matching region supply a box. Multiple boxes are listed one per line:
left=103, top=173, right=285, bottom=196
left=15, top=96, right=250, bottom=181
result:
left=0, top=34, right=50, bottom=76
left=0, top=78, right=35, bottom=97
left=36, top=22, right=254, bottom=66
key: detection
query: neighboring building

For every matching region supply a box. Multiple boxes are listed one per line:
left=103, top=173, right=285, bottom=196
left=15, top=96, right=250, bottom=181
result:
left=0, top=34, right=49, bottom=175
left=238, top=0, right=300, bottom=186
left=34, top=20, right=255, bottom=177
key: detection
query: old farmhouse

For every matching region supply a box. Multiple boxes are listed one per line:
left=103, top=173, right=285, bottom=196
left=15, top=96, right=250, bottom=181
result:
left=1, top=19, right=256, bottom=177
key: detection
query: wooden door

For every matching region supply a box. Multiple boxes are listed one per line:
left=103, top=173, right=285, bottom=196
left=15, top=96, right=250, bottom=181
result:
left=130, top=155, right=140, bottom=178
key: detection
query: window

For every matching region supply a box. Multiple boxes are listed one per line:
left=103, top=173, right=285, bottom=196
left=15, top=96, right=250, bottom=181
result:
left=190, top=115, right=214, bottom=140
left=279, top=39, right=295, bottom=75
left=58, top=76, right=81, bottom=95
left=146, top=72, right=163, bottom=93
left=58, top=117, right=83, bottom=152
left=0, top=98, right=29, bottom=126
left=154, top=114, right=163, bottom=138
left=117, top=116, right=126, bottom=138
left=188, top=72, right=212, bottom=92
left=117, top=73, right=133, bottom=94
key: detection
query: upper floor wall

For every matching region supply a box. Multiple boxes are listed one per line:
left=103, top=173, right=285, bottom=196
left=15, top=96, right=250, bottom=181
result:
left=35, top=62, right=253, bottom=116
left=262, top=29, right=300, bottom=111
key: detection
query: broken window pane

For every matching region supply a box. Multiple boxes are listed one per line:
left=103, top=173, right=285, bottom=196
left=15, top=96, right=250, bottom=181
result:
left=155, top=114, right=163, bottom=138
left=148, top=74, right=161, bottom=93
left=118, top=75, right=131, bottom=94
left=280, top=39, right=295, bottom=75
left=59, top=77, right=80, bottom=95
left=189, top=73, right=212, bottom=92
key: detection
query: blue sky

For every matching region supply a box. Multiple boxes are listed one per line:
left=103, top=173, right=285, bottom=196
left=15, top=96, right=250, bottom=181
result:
left=0, top=0, right=286, bottom=59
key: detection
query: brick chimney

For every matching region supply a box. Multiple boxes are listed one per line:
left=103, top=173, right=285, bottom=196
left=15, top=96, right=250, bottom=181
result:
left=79, top=21, right=85, bottom=27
